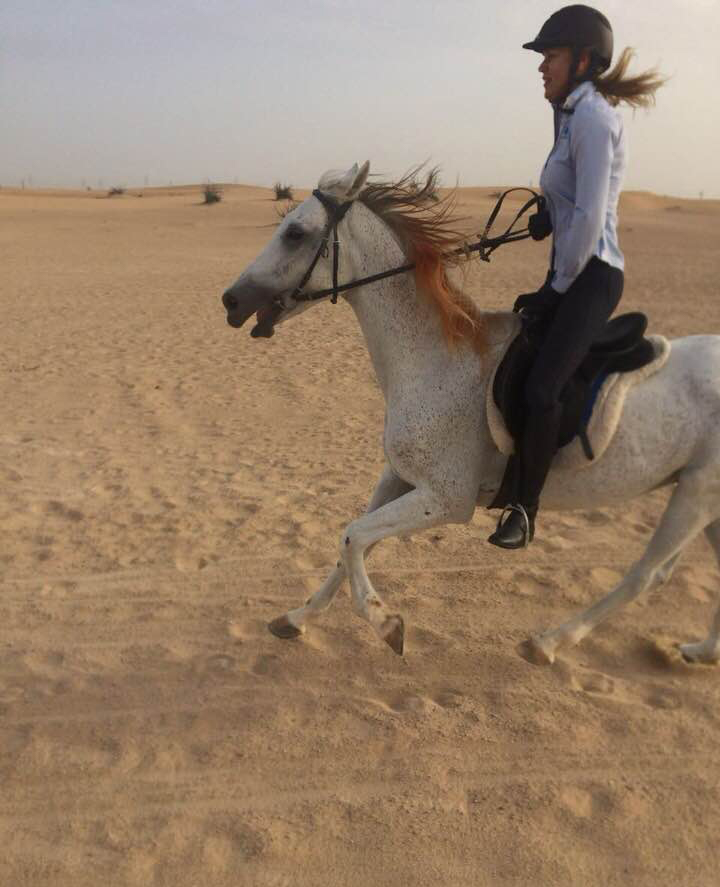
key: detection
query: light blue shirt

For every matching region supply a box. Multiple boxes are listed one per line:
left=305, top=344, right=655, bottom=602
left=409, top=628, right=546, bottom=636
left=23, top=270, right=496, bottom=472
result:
left=540, top=81, right=627, bottom=294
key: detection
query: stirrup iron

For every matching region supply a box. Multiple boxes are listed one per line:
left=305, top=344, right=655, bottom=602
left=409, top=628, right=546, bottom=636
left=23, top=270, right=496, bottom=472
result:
left=494, top=503, right=532, bottom=549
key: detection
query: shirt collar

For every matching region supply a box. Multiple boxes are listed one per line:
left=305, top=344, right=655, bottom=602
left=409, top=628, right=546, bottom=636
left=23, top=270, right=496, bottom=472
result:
left=562, top=80, right=595, bottom=112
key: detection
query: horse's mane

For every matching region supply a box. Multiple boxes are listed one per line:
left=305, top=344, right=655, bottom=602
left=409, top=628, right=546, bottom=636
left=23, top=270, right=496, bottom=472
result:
left=358, top=167, right=486, bottom=351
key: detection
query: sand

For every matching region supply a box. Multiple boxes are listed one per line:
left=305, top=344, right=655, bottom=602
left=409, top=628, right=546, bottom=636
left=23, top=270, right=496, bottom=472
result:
left=2, top=181, right=720, bottom=886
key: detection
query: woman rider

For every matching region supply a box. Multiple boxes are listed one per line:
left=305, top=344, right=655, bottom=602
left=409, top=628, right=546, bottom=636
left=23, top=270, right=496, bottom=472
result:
left=489, top=4, right=665, bottom=550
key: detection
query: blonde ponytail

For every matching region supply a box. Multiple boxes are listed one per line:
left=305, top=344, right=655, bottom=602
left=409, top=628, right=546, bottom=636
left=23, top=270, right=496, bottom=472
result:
left=594, top=48, right=667, bottom=108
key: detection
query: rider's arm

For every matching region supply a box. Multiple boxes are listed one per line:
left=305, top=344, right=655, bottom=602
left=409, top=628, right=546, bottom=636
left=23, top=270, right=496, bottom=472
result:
left=551, top=108, right=617, bottom=293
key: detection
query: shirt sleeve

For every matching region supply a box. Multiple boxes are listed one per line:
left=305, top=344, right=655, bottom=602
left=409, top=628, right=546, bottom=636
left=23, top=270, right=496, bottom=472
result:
left=552, top=109, right=616, bottom=293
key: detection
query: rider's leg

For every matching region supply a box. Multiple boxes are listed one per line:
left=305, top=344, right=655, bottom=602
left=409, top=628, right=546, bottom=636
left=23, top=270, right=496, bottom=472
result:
left=490, top=258, right=624, bottom=549
left=488, top=399, right=562, bottom=549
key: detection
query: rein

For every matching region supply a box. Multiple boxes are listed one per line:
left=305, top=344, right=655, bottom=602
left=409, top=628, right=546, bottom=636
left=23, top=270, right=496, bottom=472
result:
left=284, top=186, right=544, bottom=309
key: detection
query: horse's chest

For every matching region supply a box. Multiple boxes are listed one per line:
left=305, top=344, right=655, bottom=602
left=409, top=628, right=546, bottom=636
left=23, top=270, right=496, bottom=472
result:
left=383, top=388, right=483, bottom=461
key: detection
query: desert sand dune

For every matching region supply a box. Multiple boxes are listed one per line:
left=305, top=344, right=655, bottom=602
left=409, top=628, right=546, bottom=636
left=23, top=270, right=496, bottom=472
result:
left=1, top=182, right=719, bottom=886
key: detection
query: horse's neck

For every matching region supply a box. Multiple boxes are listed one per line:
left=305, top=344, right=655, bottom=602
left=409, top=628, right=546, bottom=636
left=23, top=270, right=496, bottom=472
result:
left=342, top=203, right=519, bottom=399
left=348, top=277, right=452, bottom=398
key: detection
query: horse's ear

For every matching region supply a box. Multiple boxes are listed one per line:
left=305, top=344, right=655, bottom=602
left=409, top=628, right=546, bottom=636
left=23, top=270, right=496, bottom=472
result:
left=318, top=162, right=370, bottom=201
left=346, top=160, right=370, bottom=199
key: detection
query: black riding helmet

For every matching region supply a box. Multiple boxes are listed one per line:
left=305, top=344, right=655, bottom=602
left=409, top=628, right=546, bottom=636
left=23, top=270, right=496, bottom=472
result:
left=523, top=4, right=613, bottom=74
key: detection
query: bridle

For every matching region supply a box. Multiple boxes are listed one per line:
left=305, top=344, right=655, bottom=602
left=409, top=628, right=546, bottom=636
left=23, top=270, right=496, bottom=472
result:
left=268, top=186, right=545, bottom=323
left=290, top=189, right=354, bottom=307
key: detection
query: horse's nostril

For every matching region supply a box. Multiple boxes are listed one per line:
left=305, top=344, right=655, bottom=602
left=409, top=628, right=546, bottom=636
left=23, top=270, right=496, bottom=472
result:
left=222, top=290, right=238, bottom=311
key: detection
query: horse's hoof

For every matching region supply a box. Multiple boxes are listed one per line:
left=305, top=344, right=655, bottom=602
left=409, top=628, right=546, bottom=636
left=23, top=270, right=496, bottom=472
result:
left=522, top=634, right=555, bottom=666
left=382, top=615, right=405, bottom=656
left=268, top=615, right=304, bottom=640
left=678, top=641, right=720, bottom=665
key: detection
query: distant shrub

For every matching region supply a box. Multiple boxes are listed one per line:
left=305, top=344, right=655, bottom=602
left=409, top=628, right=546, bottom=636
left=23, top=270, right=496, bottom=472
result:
left=275, top=199, right=299, bottom=222
left=273, top=182, right=294, bottom=201
left=408, top=176, right=439, bottom=203
left=107, top=186, right=125, bottom=197
left=203, top=183, right=223, bottom=204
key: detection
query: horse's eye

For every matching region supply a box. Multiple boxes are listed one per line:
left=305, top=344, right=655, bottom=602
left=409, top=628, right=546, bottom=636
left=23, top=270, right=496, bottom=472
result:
left=284, top=224, right=305, bottom=243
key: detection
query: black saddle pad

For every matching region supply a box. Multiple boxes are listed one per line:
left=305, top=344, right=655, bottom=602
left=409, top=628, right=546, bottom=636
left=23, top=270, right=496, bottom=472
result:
left=493, top=311, right=656, bottom=457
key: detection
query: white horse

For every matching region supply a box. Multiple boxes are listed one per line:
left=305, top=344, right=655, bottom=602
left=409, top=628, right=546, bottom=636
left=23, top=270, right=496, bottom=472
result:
left=221, top=161, right=720, bottom=665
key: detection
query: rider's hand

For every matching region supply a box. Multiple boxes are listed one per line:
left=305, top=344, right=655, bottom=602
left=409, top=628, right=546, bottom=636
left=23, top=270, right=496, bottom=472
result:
left=528, top=207, right=553, bottom=241
left=513, top=292, right=537, bottom=313
left=513, top=283, right=560, bottom=315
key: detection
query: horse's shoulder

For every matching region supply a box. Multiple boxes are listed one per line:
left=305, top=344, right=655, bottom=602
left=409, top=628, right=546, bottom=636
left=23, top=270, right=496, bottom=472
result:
left=482, top=311, right=521, bottom=353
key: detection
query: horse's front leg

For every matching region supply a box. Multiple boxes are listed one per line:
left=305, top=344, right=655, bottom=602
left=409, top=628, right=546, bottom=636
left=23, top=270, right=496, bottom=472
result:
left=268, top=465, right=413, bottom=639
left=341, top=486, right=474, bottom=654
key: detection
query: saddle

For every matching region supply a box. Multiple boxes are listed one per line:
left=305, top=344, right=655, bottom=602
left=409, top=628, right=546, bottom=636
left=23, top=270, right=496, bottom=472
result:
left=490, top=311, right=657, bottom=508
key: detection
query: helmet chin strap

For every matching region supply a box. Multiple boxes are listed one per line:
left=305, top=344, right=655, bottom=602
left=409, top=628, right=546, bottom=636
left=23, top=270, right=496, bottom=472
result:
left=569, top=46, right=604, bottom=90
left=551, top=48, right=588, bottom=113
left=568, top=47, right=588, bottom=90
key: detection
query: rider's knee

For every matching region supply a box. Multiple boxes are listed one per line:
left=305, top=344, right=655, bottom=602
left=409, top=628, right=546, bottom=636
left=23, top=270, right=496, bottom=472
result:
left=524, top=376, right=560, bottom=413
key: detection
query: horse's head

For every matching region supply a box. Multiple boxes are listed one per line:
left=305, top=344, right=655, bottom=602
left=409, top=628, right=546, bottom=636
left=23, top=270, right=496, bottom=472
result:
left=221, top=161, right=370, bottom=338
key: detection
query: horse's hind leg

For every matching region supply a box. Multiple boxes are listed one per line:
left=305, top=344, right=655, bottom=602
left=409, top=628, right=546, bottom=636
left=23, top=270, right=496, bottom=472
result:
left=268, top=466, right=413, bottom=639
left=679, top=520, right=720, bottom=664
left=529, top=471, right=717, bottom=664
left=655, top=552, right=682, bottom=586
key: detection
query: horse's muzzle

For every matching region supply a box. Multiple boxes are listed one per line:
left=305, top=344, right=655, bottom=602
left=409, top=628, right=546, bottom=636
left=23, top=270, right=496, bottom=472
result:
left=221, top=284, right=278, bottom=337
left=222, top=289, right=239, bottom=312
left=222, top=288, right=250, bottom=328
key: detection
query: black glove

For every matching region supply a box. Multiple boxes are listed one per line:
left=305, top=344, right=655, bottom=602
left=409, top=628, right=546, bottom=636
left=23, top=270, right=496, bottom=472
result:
left=513, top=282, right=561, bottom=315
left=528, top=206, right=553, bottom=241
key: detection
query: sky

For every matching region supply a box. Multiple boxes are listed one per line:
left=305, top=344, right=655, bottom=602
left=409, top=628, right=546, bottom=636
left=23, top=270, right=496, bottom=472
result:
left=2, top=0, right=719, bottom=197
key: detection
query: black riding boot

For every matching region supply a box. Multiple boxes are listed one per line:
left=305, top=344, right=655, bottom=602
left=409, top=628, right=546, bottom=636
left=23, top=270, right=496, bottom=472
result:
left=488, top=403, right=562, bottom=549
left=488, top=502, right=538, bottom=549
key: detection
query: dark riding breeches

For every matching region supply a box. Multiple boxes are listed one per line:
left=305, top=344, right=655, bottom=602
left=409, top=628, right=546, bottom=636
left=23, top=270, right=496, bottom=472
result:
left=520, top=256, right=624, bottom=507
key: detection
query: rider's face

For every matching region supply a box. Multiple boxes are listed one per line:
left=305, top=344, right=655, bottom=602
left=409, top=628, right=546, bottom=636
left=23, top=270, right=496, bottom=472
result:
left=538, top=47, right=573, bottom=103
